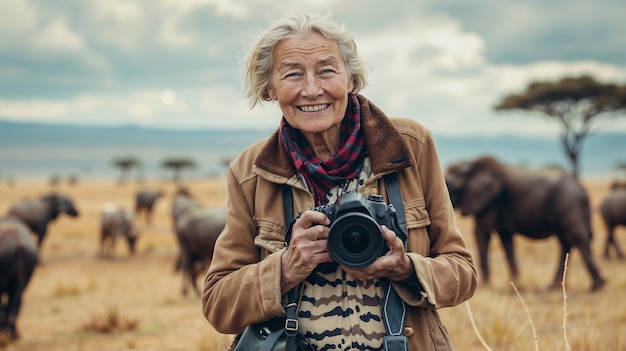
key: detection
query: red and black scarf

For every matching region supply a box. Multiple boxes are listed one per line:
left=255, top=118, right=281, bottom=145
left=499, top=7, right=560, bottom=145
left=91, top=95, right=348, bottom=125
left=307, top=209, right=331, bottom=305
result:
left=280, top=94, right=366, bottom=206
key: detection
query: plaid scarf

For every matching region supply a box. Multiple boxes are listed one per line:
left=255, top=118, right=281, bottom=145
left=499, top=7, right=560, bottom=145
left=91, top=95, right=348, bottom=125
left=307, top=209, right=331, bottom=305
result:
left=280, top=94, right=366, bottom=206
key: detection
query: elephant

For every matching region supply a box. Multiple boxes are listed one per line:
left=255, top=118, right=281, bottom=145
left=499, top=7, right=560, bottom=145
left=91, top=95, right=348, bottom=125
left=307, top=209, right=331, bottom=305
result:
left=100, top=204, right=141, bottom=258
left=445, top=156, right=605, bottom=291
left=0, top=217, right=38, bottom=340
left=134, top=189, right=163, bottom=225
left=170, top=188, right=224, bottom=296
left=600, top=185, right=626, bottom=259
left=8, top=193, right=79, bottom=249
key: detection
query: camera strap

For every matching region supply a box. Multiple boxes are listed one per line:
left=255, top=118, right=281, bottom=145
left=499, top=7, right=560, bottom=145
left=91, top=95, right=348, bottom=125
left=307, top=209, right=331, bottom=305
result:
left=281, top=184, right=306, bottom=351
left=382, top=172, right=409, bottom=351
left=384, top=172, right=407, bottom=245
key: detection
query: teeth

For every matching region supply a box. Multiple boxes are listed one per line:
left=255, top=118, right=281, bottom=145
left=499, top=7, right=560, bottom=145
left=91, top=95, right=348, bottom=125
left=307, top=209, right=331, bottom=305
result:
left=300, top=104, right=328, bottom=112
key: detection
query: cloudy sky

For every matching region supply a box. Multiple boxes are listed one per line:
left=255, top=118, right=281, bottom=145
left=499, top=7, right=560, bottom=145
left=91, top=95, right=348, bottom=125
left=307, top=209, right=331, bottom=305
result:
left=1, top=0, right=625, bottom=137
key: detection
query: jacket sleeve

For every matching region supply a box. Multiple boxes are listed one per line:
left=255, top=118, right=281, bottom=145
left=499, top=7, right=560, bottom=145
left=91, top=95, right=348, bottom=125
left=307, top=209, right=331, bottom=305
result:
left=391, top=126, right=478, bottom=309
left=201, top=166, right=286, bottom=334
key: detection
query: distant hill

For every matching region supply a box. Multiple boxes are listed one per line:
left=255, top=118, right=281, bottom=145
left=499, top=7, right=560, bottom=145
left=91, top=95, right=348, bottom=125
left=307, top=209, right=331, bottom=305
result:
left=0, top=120, right=624, bottom=182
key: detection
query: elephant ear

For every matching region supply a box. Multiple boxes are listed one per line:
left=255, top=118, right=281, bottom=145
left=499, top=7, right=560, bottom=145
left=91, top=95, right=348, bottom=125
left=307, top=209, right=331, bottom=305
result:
left=459, top=166, right=504, bottom=216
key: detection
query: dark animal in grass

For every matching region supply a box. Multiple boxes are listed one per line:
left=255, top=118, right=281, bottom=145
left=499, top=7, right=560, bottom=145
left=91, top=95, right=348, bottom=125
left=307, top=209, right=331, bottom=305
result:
left=0, top=217, right=38, bottom=341
left=445, top=156, right=605, bottom=291
left=7, top=193, right=79, bottom=249
left=100, top=204, right=140, bottom=258
left=171, top=188, right=225, bottom=296
left=134, top=189, right=163, bottom=225
left=170, top=188, right=202, bottom=272
left=600, top=185, right=626, bottom=259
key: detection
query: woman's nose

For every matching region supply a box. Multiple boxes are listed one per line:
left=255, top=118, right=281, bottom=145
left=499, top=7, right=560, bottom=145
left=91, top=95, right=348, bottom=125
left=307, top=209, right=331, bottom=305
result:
left=301, top=74, right=323, bottom=97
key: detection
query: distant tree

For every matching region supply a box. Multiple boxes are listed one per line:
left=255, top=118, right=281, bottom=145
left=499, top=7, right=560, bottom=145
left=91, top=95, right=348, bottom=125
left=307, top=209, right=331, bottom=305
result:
left=111, top=156, right=141, bottom=184
left=495, top=75, right=626, bottom=179
left=161, top=157, right=197, bottom=183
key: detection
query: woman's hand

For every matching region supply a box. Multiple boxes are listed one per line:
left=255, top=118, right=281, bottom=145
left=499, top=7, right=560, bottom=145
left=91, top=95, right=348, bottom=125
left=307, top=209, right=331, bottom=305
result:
left=341, top=225, right=414, bottom=282
left=280, top=210, right=333, bottom=293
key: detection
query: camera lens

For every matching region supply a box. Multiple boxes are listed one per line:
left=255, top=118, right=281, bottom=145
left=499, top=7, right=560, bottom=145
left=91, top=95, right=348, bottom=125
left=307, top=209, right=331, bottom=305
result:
left=343, top=229, right=370, bottom=254
left=328, top=212, right=385, bottom=268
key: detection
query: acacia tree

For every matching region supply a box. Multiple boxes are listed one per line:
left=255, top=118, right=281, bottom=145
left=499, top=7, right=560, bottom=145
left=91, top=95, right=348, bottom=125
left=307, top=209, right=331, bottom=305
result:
left=111, top=156, right=141, bottom=184
left=495, top=76, right=626, bottom=178
left=161, top=157, right=197, bottom=183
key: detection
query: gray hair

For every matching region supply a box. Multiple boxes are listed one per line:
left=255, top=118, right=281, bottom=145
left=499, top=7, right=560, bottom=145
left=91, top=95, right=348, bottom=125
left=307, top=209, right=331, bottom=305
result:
left=244, top=12, right=368, bottom=108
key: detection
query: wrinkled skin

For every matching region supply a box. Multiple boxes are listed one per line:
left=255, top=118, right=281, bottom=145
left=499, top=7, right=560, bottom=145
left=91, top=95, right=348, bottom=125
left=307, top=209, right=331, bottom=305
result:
left=445, top=156, right=605, bottom=291
left=7, top=193, right=79, bottom=249
left=0, top=217, right=38, bottom=341
left=171, top=189, right=225, bottom=296
left=100, top=205, right=140, bottom=258
left=134, top=189, right=163, bottom=225
left=600, top=187, right=626, bottom=259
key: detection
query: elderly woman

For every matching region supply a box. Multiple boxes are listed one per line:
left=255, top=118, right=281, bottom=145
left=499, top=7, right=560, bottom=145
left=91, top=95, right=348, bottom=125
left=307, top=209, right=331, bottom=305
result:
left=202, top=12, right=477, bottom=351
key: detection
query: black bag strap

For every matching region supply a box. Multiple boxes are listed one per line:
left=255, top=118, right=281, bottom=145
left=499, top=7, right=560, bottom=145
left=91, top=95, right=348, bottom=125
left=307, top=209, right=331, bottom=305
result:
left=381, top=172, right=409, bottom=351
left=281, top=184, right=300, bottom=351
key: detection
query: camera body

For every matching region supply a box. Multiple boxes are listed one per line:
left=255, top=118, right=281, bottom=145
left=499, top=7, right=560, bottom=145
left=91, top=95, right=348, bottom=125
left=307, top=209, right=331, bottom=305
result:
left=314, top=190, right=397, bottom=268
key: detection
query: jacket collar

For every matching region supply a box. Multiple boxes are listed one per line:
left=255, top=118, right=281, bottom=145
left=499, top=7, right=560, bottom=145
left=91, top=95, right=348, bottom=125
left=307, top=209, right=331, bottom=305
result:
left=254, top=95, right=412, bottom=179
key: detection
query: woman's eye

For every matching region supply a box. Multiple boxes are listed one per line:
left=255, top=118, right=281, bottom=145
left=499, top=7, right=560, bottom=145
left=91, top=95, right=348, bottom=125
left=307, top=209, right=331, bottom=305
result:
left=319, top=69, right=335, bottom=76
left=284, top=72, right=302, bottom=79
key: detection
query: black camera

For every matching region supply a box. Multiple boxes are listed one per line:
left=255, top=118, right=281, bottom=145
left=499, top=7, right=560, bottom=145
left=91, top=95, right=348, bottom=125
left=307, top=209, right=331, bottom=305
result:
left=314, top=191, right=398, bottom=269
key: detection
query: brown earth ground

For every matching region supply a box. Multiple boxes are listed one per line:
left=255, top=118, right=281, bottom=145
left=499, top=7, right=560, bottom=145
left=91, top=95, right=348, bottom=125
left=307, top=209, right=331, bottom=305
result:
left=1, top=177, right=625, bottom=351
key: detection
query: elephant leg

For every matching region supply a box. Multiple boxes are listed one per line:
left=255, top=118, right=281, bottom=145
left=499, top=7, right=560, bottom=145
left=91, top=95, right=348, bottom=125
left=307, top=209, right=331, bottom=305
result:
left=498, top=231, right=518, bottom=284
left=6, top=286, right=23, bottom=340
left=576, top=242, right=606, bottom=291
left=474, top=224, right=492, bottom=285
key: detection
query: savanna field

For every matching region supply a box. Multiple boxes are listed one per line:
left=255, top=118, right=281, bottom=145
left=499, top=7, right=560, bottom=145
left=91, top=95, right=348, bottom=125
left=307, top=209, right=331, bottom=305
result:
left=1, top=177, right=625, bottom=351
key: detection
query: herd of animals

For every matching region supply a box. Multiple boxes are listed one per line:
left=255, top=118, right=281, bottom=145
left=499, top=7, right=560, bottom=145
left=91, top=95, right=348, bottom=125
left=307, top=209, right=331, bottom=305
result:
left=0, top=186, right=225, bottom=341
left=1, top=155, right=626, bottom=342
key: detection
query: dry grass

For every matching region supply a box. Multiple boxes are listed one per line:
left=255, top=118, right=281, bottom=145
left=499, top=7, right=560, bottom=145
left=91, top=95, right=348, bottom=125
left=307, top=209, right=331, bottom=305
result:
left=81, top=305, right=140, bottom=333
left=0, top=177, right=624, bottom=350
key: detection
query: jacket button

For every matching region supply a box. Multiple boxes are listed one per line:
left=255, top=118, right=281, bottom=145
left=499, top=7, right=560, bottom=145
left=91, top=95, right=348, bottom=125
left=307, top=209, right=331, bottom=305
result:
left=404, top=326, right=414, bottom=338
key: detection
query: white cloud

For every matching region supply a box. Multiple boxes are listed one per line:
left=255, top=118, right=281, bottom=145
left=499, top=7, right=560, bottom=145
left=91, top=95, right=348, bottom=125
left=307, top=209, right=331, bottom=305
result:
left=92, top=0, right=142, bottom=22
left=34, top=18, right=85, bottom=51
left=0, top=0, right=38, bottom=34
left=157, top=16, right=199, bottom=49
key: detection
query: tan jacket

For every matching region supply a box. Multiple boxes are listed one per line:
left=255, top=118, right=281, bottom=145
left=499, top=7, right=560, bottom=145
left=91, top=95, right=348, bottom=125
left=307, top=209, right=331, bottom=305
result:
left=202, top=95, right=477, bottom=351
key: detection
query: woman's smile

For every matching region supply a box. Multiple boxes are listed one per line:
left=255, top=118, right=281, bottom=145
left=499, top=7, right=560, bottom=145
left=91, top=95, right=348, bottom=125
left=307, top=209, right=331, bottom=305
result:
left=299, top=103, right=331, bottom=112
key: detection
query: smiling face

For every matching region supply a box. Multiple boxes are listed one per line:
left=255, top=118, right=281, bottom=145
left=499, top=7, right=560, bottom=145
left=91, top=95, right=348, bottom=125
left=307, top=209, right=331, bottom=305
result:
left=268, top=31, right=354, bottom=139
